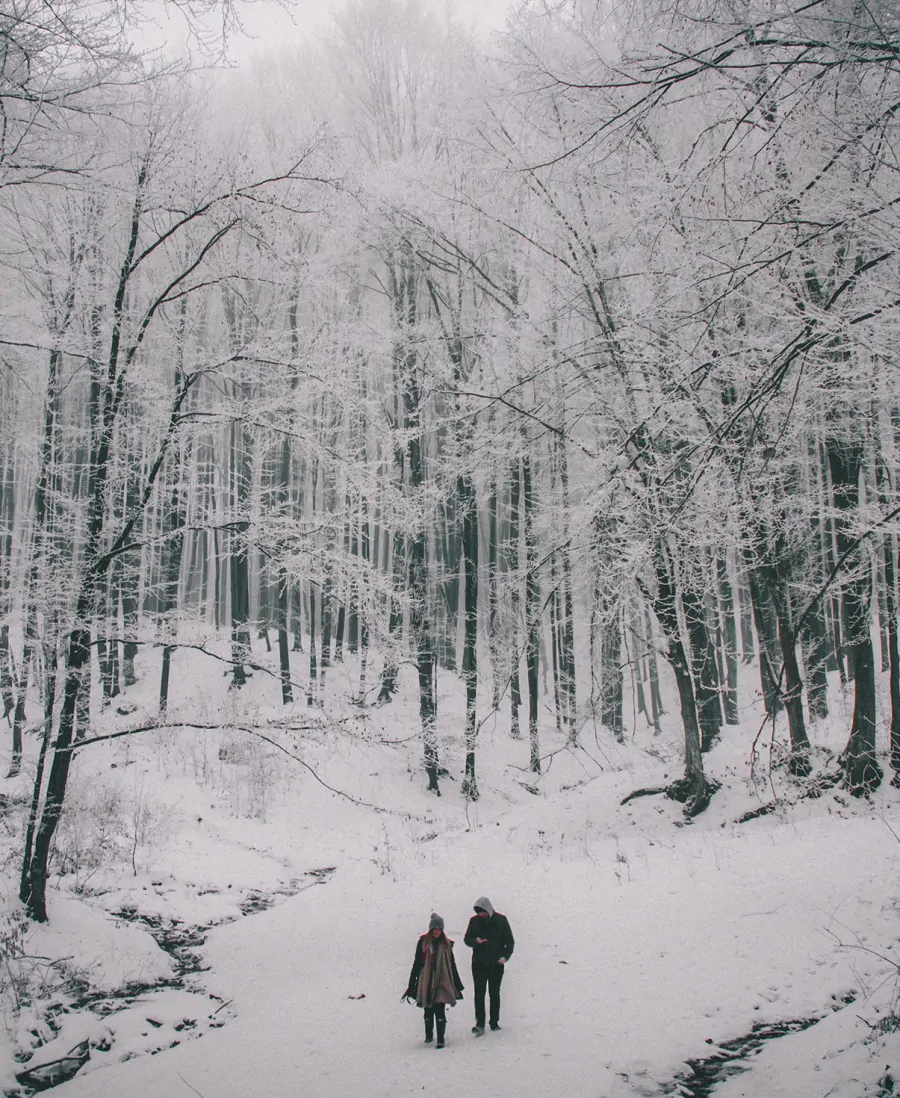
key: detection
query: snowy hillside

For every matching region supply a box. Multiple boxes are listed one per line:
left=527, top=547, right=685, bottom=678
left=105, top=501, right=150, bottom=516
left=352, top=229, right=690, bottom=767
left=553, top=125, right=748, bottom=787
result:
left=2, top=642, right=900, bottom=1098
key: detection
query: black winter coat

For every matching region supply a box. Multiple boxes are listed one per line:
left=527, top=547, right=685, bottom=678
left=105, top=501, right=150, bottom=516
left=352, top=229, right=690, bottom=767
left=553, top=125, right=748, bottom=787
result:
left=464, top=912, right=515, bottom=967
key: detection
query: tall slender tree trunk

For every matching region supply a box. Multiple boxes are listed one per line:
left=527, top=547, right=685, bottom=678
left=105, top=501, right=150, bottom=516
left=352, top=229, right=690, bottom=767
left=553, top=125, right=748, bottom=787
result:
left=359, top=494, right=370, bottom=696
left=717, top=553, right=739, bottom=725
left=378, top=528, right=404, bottom=703
left=120, top=415, right=141, bottom=688
left=20, top=636, right=57, bottom=906
left=645, top=603, right=664, bottom=734
left=159, top=434, right=187, bottom=715
left=487, top=474, right=501, bottom=711
left=277, top=433, right=293, bottom=704
left=228, top=409, right=251, bottom=689
left=738, top=569, right=756, bottom=664
left=884, top=530, right=900, bottom=785
left=830, top=440, right=881, bottom=794
left=875, top=454, right=900, bottom=782
left=460, top=472, right=479, bottom=800
left=766, top=558, right=811, bottom=773
left=822, top=445, right=847, bottom=682
left=307, top=582, right=318, bottom=707
left=600, top=596, right=623, bottom=740
left=396, top=252, right=439, bottom=791
left=683, top=580, right=722, bottom=753
left=744, top=549, right=782, bottom=717
left=651, top=539, right=712, bottom=816
left=559, top=465, right=576, bottom=742
left=508, top=457, right=522, bottom=739
left=522, top=453, right=541, bottom=774
left=801, top=503, right=831, bottom=723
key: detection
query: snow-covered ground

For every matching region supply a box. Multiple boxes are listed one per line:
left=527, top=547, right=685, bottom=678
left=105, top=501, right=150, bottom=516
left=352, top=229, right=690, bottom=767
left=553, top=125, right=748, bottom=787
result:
left=2, top=640, right=900, bottom=1097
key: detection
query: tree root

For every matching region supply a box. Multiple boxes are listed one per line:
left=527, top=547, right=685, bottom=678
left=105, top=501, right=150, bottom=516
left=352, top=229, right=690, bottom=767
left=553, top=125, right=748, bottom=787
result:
left=621, top=776, right=720, bottom=818
left=619, top=785, right=668, bottom=805
left=841, top=752, right=883, bottom=797
left=666, top=774, right=720, bottom=818
left=733, top=769, right=843, bottom=824
left=736, top=802, right=777, bottom=824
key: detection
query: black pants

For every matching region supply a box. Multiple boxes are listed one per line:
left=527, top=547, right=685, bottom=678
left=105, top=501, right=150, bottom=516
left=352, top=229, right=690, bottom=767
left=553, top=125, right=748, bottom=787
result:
left=424, top=1003, right=446, bottom=1037
left=472, top=961, right=504, bottom=1027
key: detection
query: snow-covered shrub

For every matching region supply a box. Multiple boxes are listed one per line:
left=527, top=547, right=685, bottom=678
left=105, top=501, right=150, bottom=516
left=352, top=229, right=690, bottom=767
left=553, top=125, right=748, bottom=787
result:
left=125, top=779, right=169, bottom=876
left=52, top=775, right=128, bottom=887
left=0, top=904, right=81, bottom=1037
left=51, top=770, right=168, bottom=884
left=217, top=734, right=281, bottom=821
left=0, top=906, right=29, bottom=1015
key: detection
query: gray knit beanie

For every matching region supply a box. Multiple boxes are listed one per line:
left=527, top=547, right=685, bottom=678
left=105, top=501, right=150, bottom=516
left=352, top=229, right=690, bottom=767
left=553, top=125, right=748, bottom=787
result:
left=428, top=912, right=444, bottom=931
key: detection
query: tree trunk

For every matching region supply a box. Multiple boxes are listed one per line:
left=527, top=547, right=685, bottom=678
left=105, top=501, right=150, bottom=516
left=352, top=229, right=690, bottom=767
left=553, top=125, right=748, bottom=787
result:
left=766, top=560, right=812, bottom=774
left=334, top=600, right=346, bottom=663
left=550, top=557, right=563, bottom=735
left=23, top=619, right=90, bottom=921
left=229, top=516, right=251, bottom=690
left=409, top=525, right=439, bottom=792
left=508, top=457, right=522, bottom=739
left=738, top=569, right=756, bottom=664
left=645, top=604, right=664, bottom=734
left=1, top=624, right=22, bottom=777
left=158, top=450, right=186, bottom=714
left=320, top=572, right=333, bottom=695
left=460, top=471, right=479, bottom=801
left=652, top=539, right=713, bottom=815
left=358, top=494, right=370, bottom=696
left=307, top=582, right=318, bottom=707
left=744, top=550, right=782, bottom=717
left=717, top=554, right=739, bottom=725
left=408, top=460, right=439, bottom=791
left=278, top=576, right=292, bottom=706
left=600, top=596, right=623, bottom=740
left=277, top=428, right=293, bottom=704
left=377, top=530, right=404, bottom=703
left=20, top=639, right=57, bottom=909
left=801, top=605, right=831, bottom=722
left=437, top=497, right=459, bottom=671
left=552, top=430, right=577, bottom=742
left=120, top=437, right=141, bottom=688
left=487, top=474, right=501, bottom=711
left=522, top=453, right=541, bottom=774
left=884, top=531, right=900, bottom=784
left=683, top=581, right=722, bottom=753
left=830, top=440, right=881, bottom=794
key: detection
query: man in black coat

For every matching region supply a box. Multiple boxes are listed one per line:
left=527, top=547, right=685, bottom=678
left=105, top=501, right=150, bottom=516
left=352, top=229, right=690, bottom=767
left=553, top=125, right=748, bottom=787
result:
left=464, top=896, right=515, bottom=1035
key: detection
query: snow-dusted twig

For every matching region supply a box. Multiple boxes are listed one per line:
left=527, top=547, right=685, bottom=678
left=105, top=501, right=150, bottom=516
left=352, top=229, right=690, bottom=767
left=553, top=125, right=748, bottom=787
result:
left=178, top=1073, right=207, bottom=1098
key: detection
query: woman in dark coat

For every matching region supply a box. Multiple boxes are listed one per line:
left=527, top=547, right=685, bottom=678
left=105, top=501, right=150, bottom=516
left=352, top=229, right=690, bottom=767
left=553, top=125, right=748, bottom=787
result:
left=403, top=913, right=464, bottom=1048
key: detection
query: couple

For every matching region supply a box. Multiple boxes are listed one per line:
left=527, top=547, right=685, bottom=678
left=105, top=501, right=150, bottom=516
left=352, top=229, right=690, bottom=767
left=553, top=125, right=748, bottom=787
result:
left=403, top=897, right=515, bottom=1049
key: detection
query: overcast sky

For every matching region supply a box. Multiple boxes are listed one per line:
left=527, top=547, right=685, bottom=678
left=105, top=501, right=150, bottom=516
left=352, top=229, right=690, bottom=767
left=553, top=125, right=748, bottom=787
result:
left=142, top=0, right=516, bottom=67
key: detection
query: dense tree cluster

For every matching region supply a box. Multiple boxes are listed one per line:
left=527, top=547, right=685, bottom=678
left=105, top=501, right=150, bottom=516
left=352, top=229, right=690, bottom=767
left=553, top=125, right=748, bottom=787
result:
left=2, top=0, right=899, bottom=919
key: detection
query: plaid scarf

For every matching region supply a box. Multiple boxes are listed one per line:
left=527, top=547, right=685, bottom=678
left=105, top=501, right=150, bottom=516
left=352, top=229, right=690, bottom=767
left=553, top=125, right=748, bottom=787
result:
left=416, top=935, right=458, bottom=1008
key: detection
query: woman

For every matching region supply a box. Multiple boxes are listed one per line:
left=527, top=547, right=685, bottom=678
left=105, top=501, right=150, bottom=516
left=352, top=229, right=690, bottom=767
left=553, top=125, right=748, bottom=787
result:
left=403, top=913, right=464, bottom=1048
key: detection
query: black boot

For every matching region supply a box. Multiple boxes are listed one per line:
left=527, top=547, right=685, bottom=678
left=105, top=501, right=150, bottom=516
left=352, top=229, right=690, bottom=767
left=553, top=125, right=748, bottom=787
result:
left=436, top=1020, right=446, bottom=1049
left=424, top=1013, right=434, bottom=1044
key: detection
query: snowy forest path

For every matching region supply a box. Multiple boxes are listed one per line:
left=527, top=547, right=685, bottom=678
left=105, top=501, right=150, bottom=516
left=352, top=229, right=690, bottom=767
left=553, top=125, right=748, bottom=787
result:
left=55, top=803, right=900, bottom=1098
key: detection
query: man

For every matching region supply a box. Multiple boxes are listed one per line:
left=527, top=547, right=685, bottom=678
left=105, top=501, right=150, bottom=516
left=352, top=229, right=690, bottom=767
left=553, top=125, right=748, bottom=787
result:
left=464, top=896, right=515, bottom=1036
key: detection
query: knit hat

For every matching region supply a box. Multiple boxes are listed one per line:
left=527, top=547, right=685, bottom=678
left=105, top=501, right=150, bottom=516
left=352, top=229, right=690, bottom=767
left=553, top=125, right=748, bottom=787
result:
left=428, top=912, right=444, bottom=930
